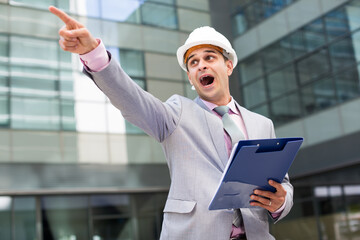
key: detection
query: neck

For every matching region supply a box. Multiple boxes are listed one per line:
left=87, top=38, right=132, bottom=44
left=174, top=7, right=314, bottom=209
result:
left=200, top=96, right=232, bottom=107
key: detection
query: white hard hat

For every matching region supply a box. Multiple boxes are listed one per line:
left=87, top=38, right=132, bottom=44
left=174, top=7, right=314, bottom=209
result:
left=176, top=26, right=238, bottom=71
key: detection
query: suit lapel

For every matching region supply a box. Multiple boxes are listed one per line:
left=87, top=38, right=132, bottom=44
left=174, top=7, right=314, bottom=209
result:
left=194, top=97, right=228, bottom=168
left=235, top=101, right=255, bottom=140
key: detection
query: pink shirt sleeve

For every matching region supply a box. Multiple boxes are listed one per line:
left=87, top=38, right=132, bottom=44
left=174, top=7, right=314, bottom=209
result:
left=270, top=198, right=286, bottom=218
left=79, top=39, right=110, bottom=72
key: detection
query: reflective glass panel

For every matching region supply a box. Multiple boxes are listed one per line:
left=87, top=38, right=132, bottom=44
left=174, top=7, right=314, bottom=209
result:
left=245, top=3, right=260, bottom=28
left=242, top=78, right=267, bottom=108
left=135, top=193, right=166, bottom=240
left=344, top=185, right=360, bottom=239
left=297, top=49, right=330, bottom=84
left=119, top=50, right=145, bottom=78
left=91, top=195, right=131, bottom=216
left=61, top=100, right=76, bottom=131
left=230, top=0, right=252, bottom=11
left=325, top=7, right=350, bottom=41
left=334, top=66, right=360, bottom=102
left=60, top=70, right=74, bottom=100
left=346, top=0, right=360, bottom=31
left=239, top=55, right=263, bottom=84
left=351, top=30, right=360, bottom=63
left=68, top=0, right=100, bottom=17
left=0, top=95, right=9, bottom=126
left=232, top=12, right=247, bottom=36
left=270, top=92, right=301, bottom=126
left=263, top=0, right=287, bottom=17
left=10, top=66, right=58, bottom=98
left=0, top=34, right=8, bottom=64
left=263, top=40, right=292, bottom=72
left=42, top=196, right=88, bottom=240
left=271, top=199, right=319, bottom=239
left=289, top=31, right=307, bottom=59
left=93, top=218, right=133, bottom=240
left=101, top=0, right=141, bottom=23
left=146, top=0, right=175, bottom=4
left=330, top=36, right=357, bottom=73
left=303, top=19, right=326, bottom=51
left=317, top=188, right=345, bottom=239
left=141, top=2, right=177, bottom=29
left=91, top=195, right=134, bottom=240
left=14, top=197, right=36, bottom=240
left=11, top=97, right=60, bottom=130
left=301, top=77, right=337, bottom=114
left=0, top=196, right=11, bottom=240
left=268, top=64, right=297, bottom=99
left=10, top=36, right=58, bottom=69
left=10, top=0, right=55, bottom=9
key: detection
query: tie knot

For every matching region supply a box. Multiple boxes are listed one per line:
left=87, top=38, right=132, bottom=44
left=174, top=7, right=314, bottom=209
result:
left=213, top=106, right=229, bottom=116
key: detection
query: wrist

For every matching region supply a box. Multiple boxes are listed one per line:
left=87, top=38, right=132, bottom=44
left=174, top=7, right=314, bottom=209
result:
left=82, top=38, right=100, bottom=55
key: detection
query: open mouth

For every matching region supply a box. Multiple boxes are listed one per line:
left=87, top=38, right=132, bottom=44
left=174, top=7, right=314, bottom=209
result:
left=200, top=75, right=214, bottom=86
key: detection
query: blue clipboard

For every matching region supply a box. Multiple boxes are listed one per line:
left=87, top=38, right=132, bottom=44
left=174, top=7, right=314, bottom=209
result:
left=208, top=137, right=303, bottom=210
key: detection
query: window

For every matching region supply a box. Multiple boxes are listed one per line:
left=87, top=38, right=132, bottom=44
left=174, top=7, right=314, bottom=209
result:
left=301, top=77, right=337, bottom=114
left=42, top=196, right=89, bottom=240
left=325, top=7, right=350, bottom=41
left=10, top=0, right=55, bottom=9
left=302, top=19, right=326, bottom=51
left=239, top=55, right=263, bottom=84
left=329, top=36, right=357, bottom=73
left=91, top=195, right=134, bottom=240
left=141, top=2, right=177, bottom=29
left=262, top=40, right=292, bottom=72
left=243, top=78, right=267, bottom=108
left=268, top=64, right=297, bottom=99
left=334, top=67, right=360, bottom=102
left=0, top=196, right=11, bottom=240
left=231, top=0, right=299, bottom=37
left=107, top=47, right=146, bottom=134
left=14, top=197, right=36, bottom=240
left=288, top=31, right=307, bottom=59
left=101, top=0, right=141, bottom=23
left=10, top=36, right=59, bottom=99
left=297, top=49, right=330, bottom=84
left=270, top=92, right=301, bottom=126
left=11, top=97, right=60, bottom=130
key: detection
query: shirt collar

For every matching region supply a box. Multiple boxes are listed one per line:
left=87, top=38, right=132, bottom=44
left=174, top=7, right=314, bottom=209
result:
left=200, top=97, right=239, bottom=115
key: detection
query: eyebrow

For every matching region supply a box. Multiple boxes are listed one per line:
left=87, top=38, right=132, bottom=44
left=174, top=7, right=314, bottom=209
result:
left=187, top=50, right=217, bottom=63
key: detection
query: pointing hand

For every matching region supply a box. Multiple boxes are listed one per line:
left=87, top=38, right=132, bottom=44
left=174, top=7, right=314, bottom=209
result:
left=49, top=6, right=99, bottom=54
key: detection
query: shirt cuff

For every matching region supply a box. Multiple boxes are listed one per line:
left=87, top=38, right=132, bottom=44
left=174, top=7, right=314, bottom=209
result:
left=270, top=197, right=286, bottom=219
left=80, top=39, right=110, bottom=72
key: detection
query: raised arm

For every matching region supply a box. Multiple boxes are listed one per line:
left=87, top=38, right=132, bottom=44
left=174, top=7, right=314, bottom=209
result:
left=49, top=6, right=98, bottom=55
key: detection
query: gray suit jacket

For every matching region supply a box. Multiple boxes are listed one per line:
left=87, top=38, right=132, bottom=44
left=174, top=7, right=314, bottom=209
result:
left=84, top=55, right=294, bottom=240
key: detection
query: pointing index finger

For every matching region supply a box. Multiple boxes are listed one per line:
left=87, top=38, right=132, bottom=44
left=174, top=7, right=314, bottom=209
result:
left=49, top=6, right=75, bottom=27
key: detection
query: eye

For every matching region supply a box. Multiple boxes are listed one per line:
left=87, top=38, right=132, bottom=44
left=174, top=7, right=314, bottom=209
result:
left=206, top=55, right=215, bottom=61
left=189, top=59, right=198, bottom=66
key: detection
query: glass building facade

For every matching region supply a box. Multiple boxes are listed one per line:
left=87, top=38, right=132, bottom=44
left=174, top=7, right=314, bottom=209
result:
left=0, top=0, right=360, bottom=239
left=238, top=0, right=360, bottom=127
left=0, top=0, right=208, bottom=239
left=229, top=0, right=360, bottom=239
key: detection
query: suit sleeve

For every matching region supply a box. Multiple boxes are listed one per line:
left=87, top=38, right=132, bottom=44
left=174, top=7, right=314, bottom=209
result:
left=82, top=53, right=181, bottom=142
left=269, top=119, right=294, bottom=222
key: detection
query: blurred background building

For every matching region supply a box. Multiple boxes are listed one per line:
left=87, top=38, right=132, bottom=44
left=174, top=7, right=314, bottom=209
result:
left=0, top=0, right=359, bottom=239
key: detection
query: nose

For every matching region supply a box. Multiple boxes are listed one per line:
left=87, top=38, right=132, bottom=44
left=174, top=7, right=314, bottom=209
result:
left=198, top=59, right=207, bottom=71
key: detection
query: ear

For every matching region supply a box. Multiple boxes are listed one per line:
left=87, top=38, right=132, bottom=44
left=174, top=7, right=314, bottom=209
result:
left=226, top=60, right=234, bottom=76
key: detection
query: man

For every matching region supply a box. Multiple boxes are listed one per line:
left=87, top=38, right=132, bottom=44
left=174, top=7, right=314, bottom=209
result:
left=49, top=6, right=293, bottom=240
